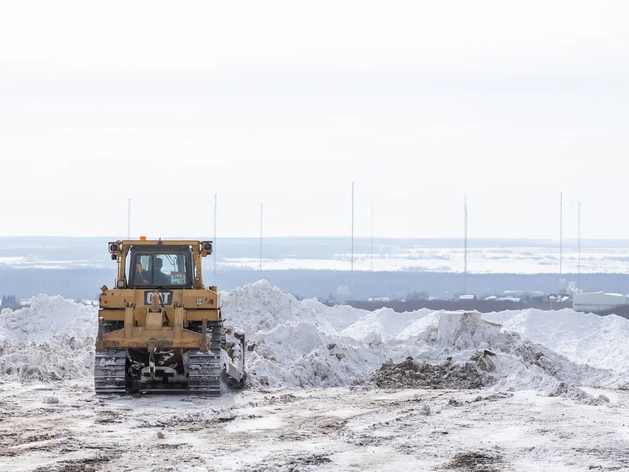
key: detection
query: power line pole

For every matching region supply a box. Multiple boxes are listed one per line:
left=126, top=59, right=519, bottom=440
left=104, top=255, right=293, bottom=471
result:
left=213, top=193, right=217, bottom=280
left=464, top=196, right=468, bottom=294
left=370, top=205, right=374, bottom=272
left=351, top=182, right=354, bottom=272
left=559, top=192, right=563, bottom=277
left=578, top=201, right=581, bottom=293
left=259, top=203, right=263, bottom=271
left=127, top=198, right=131, bottom=239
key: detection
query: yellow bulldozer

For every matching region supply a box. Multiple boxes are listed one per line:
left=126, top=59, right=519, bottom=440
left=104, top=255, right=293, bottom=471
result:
left=94, top=238, right=244, bottom=395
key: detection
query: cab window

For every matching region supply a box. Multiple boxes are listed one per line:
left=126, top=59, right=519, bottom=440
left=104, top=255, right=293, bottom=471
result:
left=132, top=253, right=188, bottom=286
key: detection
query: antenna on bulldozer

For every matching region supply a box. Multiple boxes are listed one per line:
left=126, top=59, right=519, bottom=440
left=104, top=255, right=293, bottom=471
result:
left=127, top=198, right=131, bottom=239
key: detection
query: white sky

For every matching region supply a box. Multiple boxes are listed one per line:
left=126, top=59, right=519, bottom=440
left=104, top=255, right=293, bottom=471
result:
left=1, top=1, right=628, bottom=239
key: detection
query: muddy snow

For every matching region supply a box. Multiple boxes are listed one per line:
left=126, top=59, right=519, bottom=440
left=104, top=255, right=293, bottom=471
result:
left=2, top=280, right=629, bottom=471
left=1, top=383, right=629, bottom=471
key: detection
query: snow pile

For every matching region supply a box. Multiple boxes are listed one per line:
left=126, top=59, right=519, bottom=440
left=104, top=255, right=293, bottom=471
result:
left=1, top=280, right=628, bottom=402
left=223, top=283, right=625, bottom=398
left=363, top=310, right=619, bottom=402
left=222, top=282, right=379, bottom=387
left=484, top=308, right=629, bottom=376
left=0, top=295, right=96, bottom=381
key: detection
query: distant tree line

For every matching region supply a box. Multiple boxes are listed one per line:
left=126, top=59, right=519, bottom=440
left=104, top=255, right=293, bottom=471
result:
left=1, top=295, right=20, bottom=309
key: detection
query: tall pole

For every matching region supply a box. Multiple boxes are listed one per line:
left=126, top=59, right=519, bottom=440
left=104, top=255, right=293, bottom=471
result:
left=370, top=205, right=374, bottom=272
left=578, top=201, right=581, bottom=293
left=127, top=198, right=131, bottom=239
left=464, top=196, right=468, bottom=294
left=560, top=192, right=563, bottom=277
left=213, top=193, right=217, bottom=280
left=351, top=182, right=354, bottom=272
left=259, top=203, right=263, bottom=271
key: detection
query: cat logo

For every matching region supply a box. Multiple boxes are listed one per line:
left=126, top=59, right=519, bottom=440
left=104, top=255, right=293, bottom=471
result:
left=144, top=291, right=173, bottom=306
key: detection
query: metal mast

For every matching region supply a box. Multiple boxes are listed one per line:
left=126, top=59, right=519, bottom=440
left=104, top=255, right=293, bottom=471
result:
left=213, top=193, right=217, bottom=280
left=578, top=201, right=581, bottom=293
left=560, top=192, right=563, bottom=277
left=464, top=196, right=468, bottom=293
left=351, top=182, right=354, bottom=272
left=259, top=203, right=263, bottom=271
left=127, top=198, right=131, bottom=239
left=370, top=205, right=374, bottom=271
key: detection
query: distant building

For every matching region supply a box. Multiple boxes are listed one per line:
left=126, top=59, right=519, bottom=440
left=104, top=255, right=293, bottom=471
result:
left=458, top=294, right=477, bottom=301
left=573, top=292, right=628, bottom=313
left=497, top=297, right=522, bottom=303
left=503, top=290, right=544, bottom=298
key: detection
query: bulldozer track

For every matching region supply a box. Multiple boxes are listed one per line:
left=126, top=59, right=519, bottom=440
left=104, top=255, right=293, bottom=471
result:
left=187, top=320, right=223, bottom=395
left=94, top=349, right=127, bottom=394
left=94, top=322, right=226, bottom=395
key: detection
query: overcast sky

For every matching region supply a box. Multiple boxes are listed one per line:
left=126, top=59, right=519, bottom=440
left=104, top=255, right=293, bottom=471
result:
left=1, top=1, right=628, bottom=239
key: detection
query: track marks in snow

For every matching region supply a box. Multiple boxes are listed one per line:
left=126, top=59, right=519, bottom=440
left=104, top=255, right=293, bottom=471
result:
left=2, top=383, right=629, bottom=471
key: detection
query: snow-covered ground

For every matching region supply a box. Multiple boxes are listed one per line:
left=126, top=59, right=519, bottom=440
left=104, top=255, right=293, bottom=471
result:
left=2, top=383, right=628, bottom=471
left=2, top=281, right=629, bottom=471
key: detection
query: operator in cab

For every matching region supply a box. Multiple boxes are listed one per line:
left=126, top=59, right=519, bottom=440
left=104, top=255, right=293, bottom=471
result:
left=134, top=256, right=170, bottom=286
left=152, top=258, right=170, bottom=285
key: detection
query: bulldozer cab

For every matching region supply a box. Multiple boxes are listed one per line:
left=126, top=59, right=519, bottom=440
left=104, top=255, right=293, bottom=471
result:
left=108, top=239, right=213, bottom=291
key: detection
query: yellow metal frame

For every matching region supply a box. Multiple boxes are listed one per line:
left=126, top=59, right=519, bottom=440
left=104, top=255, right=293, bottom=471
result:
left=96, top=310, right=212, bottom=351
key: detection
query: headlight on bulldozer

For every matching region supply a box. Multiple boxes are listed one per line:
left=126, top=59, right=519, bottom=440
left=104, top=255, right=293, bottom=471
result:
left=109, top=243, right=118, bottom=253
